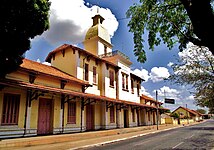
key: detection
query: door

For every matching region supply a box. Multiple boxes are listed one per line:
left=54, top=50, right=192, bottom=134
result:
left=116, top=109, right=120, bottom=128
left=37, top=98, right=53, bottom=135
left=137, top=109, right=140, bottom=126
left=124, top=110, right=128, bottom=128
left=86, top=105, right=94, bottom=130
left=153, top=112, right=156, bottom=125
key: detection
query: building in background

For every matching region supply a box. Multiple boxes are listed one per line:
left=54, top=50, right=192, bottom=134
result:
left=172, top=106, right=203, bottom=123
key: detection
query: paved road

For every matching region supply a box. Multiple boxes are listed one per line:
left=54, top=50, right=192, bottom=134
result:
left=85, top=120, right=214, bottom=150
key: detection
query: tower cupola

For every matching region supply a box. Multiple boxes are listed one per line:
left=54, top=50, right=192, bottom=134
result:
left=83, top=11, right=113, bottom=56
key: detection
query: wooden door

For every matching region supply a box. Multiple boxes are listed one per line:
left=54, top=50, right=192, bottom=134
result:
left=137, top=110, right=140, bottom=126
left=37, top=98, right=53, bottom=135
left=116, top=109, right=120, bottom=128
left=124, top=110, right=128, bottom=128
left=153, top=112, right=156, bottom=125
left=86, top=105, right=94, bottom=130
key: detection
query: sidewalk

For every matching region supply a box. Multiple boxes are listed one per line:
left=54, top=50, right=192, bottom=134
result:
left=0, top=124, right=186, bottom=150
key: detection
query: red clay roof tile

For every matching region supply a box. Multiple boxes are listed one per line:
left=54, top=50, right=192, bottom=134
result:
left=20, top=59, right=88, bottom=85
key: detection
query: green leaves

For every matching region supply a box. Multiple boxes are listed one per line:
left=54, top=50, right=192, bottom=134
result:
left=127, top=0, right=193, bottom=63
left=0, top=0, right=50, bottom=77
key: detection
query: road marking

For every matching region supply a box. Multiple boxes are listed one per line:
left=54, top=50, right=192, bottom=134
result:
left=189, top=134, right=194, bottom=138
left=185, top=134, right=194, bottom=139
left=172, top=142, right=184, bottom=149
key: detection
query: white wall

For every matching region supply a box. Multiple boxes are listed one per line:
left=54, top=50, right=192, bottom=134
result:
left=117, top=62, right=140, bottom=103
left=98, top=41, right=112, bottom=56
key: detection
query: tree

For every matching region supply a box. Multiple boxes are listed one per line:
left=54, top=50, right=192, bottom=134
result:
left=170, top=112, right=179, bottom=119
left=0, top=0, right=50, bottom=77
left=126, top=0, right=214, bottom=63
left=169, top=43, right=214, bottom=112
left=196, top=109, right=206, bottom=114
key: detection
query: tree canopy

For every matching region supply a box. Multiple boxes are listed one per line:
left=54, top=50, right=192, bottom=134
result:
left=196, top=109, right=206, bottom=114
left=169, top=43, right=214, bottom=113
left=127, top=0, right=214, bottom=63
left=0, top=0, right=50, bottom=77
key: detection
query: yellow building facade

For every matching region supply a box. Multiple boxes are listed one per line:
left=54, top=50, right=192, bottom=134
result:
left=172, top=106, right=203, bottom=123
left=0, top=13, right=168, bottom=139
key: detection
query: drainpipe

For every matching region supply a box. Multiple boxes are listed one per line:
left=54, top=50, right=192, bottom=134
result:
left=81, top=97, right=84, bottom=132
left=23, top=89, right=30, bottom=136
left=61, top=94, right=65, bottom=133
left=82, top=55, right=88, bottom=81
left=81, top=86, right=85, bottom=132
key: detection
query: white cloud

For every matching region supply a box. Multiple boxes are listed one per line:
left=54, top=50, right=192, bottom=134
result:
left=36, top=59, right=52, bottom=66
left=42, top=62, right=52, bottom=66
left=178, top=42, right=213, bottom=64
left=149, top=67, right=170, bottom=82
left=153, top=86, right=198, bottom=111
left=167, top=62, right=174, bottom=67
left=37, top=59, right=41, bottom=63
left=155, top=86, right=180, bottom=98
left=33, top=0, right=118, bottom=46
left=185, top=95, right=195, bottom=101
left=141, top=86, right=152, bottom=97
left=132, top=68, right=150, bottom=82
left=174, top=42, right=213, bottom=75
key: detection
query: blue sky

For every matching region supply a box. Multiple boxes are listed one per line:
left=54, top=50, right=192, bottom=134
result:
left=26, top=0, right=202, bottom=111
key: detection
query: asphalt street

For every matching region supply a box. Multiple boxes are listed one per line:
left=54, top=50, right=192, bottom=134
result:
left=85, top=120, right=214, bottom=150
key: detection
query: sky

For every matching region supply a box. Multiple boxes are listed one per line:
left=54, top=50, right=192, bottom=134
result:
left=26, top=0, right=203, bottom=112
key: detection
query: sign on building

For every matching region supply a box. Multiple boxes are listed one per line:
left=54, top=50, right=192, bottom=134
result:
left=165, top=98, right=175, bottom=104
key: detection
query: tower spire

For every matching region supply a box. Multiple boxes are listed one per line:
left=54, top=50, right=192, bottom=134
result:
left=92, top=8, right=104, bottom=26
left=97, top=6, right=99, bottom=14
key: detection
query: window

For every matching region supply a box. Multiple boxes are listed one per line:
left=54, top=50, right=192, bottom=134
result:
left=110, top=106, right=115, bottom=123
left=122, top=74, right=125, bottom=89
left=126, top=75, right=129, bottom=90
left=122, top=73, right=129, bottom=91
left=132, top=109, right=135, bottom=122
left=104, top=45, right=107, bottom=56
left=131, top=80, right=134, bottom=94
left=109, top=70, right=114, bottom=87
left=67, top=101, right=76, bottom=124
left=93, top=66, right=97, bottom=84
left=1, top=93, right=20, bottom=125
left=84, top=63, right=89, bottom=81
left=137, top=83, right=140, bottom=96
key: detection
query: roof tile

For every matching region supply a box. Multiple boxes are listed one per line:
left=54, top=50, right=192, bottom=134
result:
left=20, top=59, right=87, bottom=85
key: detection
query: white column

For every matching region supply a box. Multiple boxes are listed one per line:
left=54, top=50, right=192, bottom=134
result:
left=59, top=109, right=63, bottom=132
left=105, top=110, right=108, bottom=129
left=116, top=109, right=120, bottom=128
left=82, top=110, right=85, bottom=131
left=26, top=107, right=31, bottom=130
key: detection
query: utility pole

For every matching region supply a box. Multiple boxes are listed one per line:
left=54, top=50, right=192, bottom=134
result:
left=156, top=90, right=159, bottom=130
left=186, top=104, right=189, bottom=124
left=164, top=90, right=166, bottom=108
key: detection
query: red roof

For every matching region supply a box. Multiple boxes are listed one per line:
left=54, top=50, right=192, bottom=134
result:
left=141, top=94, right=163, bottom=104
left=172, top=106, right=199, bottom=116
left=191, top=109, right=203, bottom=116
left=20, top=59, right=88, bottom=85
